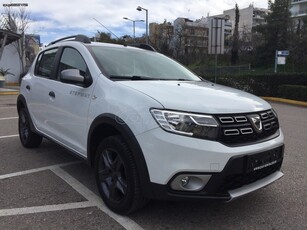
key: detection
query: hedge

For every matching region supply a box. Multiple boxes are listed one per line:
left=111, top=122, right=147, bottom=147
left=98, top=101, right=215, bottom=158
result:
left=277, top=85, right=307, bottom=102
left=199, top=73, right=307, bottom=99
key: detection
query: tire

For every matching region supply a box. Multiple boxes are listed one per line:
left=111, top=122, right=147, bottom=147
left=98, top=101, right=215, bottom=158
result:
left=18, top=107, right=42, bottom=148
left=95, top=135, right=148, bottom=214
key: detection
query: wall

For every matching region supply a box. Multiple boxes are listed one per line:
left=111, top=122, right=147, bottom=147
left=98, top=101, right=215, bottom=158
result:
left=0, top=42, right=22, bottom=83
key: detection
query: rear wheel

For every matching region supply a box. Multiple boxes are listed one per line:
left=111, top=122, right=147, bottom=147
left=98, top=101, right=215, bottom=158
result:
left=18, top=107, right=42, bottom=148
left=95, top=135, right=147, bottom=214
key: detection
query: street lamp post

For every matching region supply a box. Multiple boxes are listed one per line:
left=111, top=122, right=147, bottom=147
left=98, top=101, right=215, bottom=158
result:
left=123, top=17, right=144, bottom=42
left=136, top=6, right=148, bottom=44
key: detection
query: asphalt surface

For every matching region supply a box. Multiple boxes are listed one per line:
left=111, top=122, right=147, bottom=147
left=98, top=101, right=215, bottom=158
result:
left=0, top=95, right=306, bottom=230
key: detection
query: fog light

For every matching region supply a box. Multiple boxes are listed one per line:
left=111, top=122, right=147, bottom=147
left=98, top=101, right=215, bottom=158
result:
left=181, top=176, right=190, bottom=187
left=170, top=174, right=212, bottom=192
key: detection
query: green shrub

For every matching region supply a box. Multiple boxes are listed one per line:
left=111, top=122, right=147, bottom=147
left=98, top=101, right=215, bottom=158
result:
left=199, top=73, right=307, bottom=98
left=277, top=85, right=307, bottom=102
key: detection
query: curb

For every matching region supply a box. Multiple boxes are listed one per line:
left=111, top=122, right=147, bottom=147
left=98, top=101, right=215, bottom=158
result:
left=0, top=91, right=19, bottom=96
left=5, top=83, right=20, bottom=87
left=262, top=97, right=307, bottom=107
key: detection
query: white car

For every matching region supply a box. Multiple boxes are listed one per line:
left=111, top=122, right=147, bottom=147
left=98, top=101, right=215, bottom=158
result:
left=17, top=35, right=284, bottom=214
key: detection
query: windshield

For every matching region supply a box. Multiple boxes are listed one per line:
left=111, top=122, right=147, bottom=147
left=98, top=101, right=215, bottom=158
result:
left=89, top=46, right=201, bottom=81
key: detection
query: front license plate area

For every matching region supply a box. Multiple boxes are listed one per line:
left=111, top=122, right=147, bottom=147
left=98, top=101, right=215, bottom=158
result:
left=246, top=147, right=283, bottom=173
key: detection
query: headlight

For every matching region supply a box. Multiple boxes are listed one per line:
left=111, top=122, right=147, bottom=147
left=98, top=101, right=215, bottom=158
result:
left=150, top=109, right=219, bottom=140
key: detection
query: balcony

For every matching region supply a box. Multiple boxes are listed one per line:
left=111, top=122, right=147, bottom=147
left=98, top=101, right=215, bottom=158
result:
left=291, top=0, right=307, bottom=4
left=290, top=1, right=307, bottom=17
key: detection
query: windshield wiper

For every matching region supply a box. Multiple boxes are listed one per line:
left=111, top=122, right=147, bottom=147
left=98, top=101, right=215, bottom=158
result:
left=109, top=75, right=197, bottom=81
left=109, top=75, right=158, bottom=81
left=162, top=78, right=191, bottom=81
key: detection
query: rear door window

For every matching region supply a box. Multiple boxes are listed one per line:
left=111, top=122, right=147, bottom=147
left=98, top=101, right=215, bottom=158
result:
left=34, top=48, right=58, bottom=79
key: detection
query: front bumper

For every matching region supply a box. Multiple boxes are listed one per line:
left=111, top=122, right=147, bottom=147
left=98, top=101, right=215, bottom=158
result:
left=147, top=145, right=284, bottom=201
left=228, top=171, right=283, bottom=201
left=136, top=127, right=284, bottom=200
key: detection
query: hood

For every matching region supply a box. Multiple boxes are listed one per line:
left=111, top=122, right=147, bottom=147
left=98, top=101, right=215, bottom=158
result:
left=118, top=81, right=271, bottom=114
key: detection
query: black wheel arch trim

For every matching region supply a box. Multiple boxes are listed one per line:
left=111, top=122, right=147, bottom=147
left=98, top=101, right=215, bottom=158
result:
left=17, top=94, right=37, bottom=133
left=87, top=113, right=153, bottom=198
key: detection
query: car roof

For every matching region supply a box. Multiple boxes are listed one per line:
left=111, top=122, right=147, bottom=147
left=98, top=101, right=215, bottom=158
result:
left=47, top=34, right=156, bottom=52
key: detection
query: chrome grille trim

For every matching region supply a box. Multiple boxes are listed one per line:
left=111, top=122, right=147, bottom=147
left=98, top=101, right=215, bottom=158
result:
left=261, top=113, right=269, bottom=119
left=235, top=116, right=247, bottom=123
left=215, top=109, right=280, bottom=146
left=241, top=128, right=253, bottom=135
left=263, top=123, right=271, bottom=130
left=219, top=117, right=234, bottom=123
left=224, top=129, right=240, bottom=136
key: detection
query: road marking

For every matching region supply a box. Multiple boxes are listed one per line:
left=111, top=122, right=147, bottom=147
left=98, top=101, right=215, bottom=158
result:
left=0, top=159, right=144, bottom=229
left=0, top=202, right=95, bottom=217
left=0, top=117, right=18, bottom=120
left=0, top=106, right=17, bottom=109
left=0, top=134, right=19, bottom=139
left=51, top=167, right=144, bottom=230
left=0, top=161, right=81, bottom=180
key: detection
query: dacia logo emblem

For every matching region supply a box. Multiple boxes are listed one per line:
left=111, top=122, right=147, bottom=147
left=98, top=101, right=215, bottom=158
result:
left=247, top=114, right=262, bottom=133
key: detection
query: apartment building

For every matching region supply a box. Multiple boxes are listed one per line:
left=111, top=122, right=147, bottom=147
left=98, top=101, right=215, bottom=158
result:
left=290, top=0, right=307, bottom=18
left=213, top=4, right=268, bottom=35
left=173, top=17, right=209, bottom=56
left=149, top=18, right=209, bottom=59
left=206, top=4, right=268, bottom=54
left=149, top=21, right=174, bottom=51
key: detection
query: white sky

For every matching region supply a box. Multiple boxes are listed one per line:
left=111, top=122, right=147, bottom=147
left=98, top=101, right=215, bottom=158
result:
left=1, top=0, right=269, bottom=44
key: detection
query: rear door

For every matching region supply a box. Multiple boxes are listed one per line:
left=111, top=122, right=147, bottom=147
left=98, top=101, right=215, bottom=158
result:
left=26, top=47, right=59, bottom=132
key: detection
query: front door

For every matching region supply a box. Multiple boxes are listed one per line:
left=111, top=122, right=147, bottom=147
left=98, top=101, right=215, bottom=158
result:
left=43, top=47, right=94, bottom=156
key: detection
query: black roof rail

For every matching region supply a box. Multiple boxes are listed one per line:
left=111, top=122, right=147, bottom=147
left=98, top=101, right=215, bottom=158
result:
left=127, top=43, right=156, bottom=52
left=47, top=34, right=91, bottom=46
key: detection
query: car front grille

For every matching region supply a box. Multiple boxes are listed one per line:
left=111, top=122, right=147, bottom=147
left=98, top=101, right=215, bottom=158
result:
left=215, top=109, right=279, bottom=146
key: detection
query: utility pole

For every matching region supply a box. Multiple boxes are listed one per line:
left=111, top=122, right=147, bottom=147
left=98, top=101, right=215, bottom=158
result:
left=210, top=17, right=223, bottom=83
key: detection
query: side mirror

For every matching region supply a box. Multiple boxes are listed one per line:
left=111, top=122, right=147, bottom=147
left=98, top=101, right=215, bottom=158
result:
left=60, top=69, right=84, bottom=84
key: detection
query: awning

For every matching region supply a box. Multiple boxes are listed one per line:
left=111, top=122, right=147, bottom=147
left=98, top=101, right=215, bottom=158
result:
left=0, top=29, right=21, bottom=46
left=0, top=29, right=22, bottom=62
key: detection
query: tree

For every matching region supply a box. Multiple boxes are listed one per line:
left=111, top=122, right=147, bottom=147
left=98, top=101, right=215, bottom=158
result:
left=289, top=16, right=307, bottom=71
left=231, top=4, right=240, bottom=65
left=172, top=19, right=187, bottom=61
left=3, top=5, right=31, bottom=73
left=150, top=20, right=173, bottom=56
left=254, top=0, right=292, bottom=66
left=95, top=31, right=124, bottom=44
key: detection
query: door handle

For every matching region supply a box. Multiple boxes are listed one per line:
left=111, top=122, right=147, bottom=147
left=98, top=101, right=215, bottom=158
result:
left=49, top=91, right=55, bottom=98
left=26, top=85, right=30, bottom=91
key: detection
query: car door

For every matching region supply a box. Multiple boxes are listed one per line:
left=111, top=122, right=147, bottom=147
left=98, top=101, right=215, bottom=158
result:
left=26, top=47, right=59, bottom=132
left=43, top=47, right=94, bottom=156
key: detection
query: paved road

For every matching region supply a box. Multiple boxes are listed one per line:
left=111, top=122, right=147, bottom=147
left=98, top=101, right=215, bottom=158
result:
left=0, top=95, right=306, bottom=230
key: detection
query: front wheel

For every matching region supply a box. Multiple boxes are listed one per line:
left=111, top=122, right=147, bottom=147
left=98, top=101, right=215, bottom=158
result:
left=95, top=135, right=147, bottom=214
left=18, top=107, right=42, bottom=148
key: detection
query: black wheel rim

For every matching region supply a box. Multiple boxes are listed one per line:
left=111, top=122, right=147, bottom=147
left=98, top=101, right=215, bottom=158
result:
left=98, top=148, right=128, bottom=203
left=19, top=111, right=29, bottom=142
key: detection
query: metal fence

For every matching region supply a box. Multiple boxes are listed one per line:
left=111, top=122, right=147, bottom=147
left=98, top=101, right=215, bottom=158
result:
left=193, top=64, right=252, bottom=77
